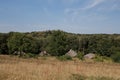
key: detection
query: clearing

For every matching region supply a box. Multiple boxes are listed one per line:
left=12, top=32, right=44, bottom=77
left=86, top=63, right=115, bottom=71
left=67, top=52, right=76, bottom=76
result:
left=0, top=55, right=120, bottom=80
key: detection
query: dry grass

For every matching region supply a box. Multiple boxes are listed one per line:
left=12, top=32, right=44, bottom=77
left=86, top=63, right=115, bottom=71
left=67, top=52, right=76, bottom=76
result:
left=0, top=55, right=120, bottom=80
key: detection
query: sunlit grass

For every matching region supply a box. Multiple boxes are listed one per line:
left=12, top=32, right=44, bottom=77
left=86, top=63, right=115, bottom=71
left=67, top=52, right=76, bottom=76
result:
left=0, top=55, right=120, bottom=80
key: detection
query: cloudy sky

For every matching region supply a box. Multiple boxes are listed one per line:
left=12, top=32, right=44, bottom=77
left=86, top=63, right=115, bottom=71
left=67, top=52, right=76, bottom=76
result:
left=0, top=0, right=120, bottom=33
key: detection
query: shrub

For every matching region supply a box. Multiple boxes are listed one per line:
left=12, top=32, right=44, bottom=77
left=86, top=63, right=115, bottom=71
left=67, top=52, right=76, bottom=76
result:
left=57, top=55, right=72, bottom=61
left=111, top=52, right=120, bottom=63
left=70, top=74, right=116, bottom=80
left=70, top=74, right=86, bottom=80
left=94, top=55, right=104, bottom=62
left=94, top=55, right=112, bottom=62
left=20, top=53, right=38, bottom=58
left=93, top=76, right=115, bottom=80
left=76, top=52, right=84, bottom=60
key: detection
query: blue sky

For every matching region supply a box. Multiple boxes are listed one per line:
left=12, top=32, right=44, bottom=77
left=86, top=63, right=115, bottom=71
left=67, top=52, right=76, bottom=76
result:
left=0, top=0, right=120, bottom=33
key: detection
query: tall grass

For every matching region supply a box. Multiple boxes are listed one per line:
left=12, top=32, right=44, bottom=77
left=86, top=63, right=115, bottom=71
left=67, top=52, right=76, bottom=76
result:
left=0, top=55, right=120, bottom=80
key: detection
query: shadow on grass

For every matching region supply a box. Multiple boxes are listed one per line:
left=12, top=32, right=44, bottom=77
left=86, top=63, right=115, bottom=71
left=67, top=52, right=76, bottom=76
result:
left=70, top=74, right=119, bottom=80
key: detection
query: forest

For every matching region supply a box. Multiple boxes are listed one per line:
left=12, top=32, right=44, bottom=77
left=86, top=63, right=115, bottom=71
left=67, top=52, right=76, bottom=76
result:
left=0, top=30, right=120, bottom=62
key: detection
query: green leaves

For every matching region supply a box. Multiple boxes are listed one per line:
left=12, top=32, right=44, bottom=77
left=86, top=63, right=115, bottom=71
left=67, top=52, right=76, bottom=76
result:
left=0, top=33, right=8, bottom=54
left=7, top=32, right=24, bottom=54
left=7, top=32, right=39, bottom=54
left=46, top=30, right=67, bottom=56
left=0, top=30, right=120, bottom=63
left=111, top=52, right=120, bottom=63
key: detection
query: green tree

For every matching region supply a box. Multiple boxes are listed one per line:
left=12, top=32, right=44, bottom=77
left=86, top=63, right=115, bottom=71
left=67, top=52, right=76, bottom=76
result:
left=46, top=30, right=67, bottom=56
left=0, top=33, right=8, bottom=54
left=7, top=32, right=25, bottom=54
left=21, top=36, right=39, bottom=54
left=7, top=32, right=39, bottom=54
left=111, top=52, right=120, bottom=63
left=66, top=34, right=79, bottom=51
left=79, top=36, right=89, bottom=54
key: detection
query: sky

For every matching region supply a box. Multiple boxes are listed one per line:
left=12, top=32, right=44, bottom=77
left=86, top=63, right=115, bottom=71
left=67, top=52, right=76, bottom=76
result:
left=0, top=0, right=120, bottom=34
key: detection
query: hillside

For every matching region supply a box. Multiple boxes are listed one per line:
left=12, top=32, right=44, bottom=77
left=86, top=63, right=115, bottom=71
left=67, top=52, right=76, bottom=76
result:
left=0, top=30, right=120, bottom=62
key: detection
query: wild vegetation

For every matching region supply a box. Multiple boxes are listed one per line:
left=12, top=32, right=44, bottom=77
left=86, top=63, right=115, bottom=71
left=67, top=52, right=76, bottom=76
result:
left=0, top=30, right=120, bottom=62
left=0, top=55, right=120, bottom=80
left=0, top=30, right=120, bottom=80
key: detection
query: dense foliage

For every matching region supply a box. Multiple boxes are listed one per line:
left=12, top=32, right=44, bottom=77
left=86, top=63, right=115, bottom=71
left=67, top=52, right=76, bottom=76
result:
left=7, top=32, right=39, bottom=54
left=0, top=33, right=8, bottom=54
left=0, top=30, right=120, bottom=62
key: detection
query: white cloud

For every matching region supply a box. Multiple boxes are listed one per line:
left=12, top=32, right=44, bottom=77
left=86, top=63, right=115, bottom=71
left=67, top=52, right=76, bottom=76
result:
left=83, top=0, right=105, bottom=10
left=64, top=0, right=106, bottom=15
left=63, top=0, right=112, bottom=26
left=97, top=0, right=120, bottom=11
left=64, top=0, right=120, bottom=19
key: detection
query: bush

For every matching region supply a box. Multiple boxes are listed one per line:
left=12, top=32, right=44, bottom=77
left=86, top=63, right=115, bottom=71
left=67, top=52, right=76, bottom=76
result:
left=111, top=52, right=120, bottom=63
left=20, top=53, right=38, bottom=58
left=94, top=55, right=104, bottom=62
left=94, top=55, right=112, bottom=62
left=93, top=76, right=115, bottom=80
left=70, top=74, right=86, bottom=80
left=76, top=52, right=84, bottom=60
left=57, top=55, right=72, bottom=61
left=70, top=74, right=116, bottom=80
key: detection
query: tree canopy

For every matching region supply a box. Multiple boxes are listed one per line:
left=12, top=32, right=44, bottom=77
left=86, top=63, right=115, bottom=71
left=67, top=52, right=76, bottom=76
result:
left=0, top=30, right=120, bottom=62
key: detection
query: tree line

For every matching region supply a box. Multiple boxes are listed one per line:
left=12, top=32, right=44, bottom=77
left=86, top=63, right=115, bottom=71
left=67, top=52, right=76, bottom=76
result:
left=0, top=30, right=120, bottom=62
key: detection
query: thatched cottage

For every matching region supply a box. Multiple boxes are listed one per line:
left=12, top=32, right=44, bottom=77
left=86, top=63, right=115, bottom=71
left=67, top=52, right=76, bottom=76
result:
left=66, top=49, right=77, bottom=57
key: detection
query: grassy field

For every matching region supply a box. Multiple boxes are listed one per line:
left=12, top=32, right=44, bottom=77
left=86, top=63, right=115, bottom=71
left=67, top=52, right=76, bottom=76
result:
left=0, top=55, right=120, bottom=80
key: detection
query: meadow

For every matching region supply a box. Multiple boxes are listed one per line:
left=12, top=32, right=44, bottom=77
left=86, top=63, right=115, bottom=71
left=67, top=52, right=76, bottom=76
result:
left=0, top=55, right=120, bottom=80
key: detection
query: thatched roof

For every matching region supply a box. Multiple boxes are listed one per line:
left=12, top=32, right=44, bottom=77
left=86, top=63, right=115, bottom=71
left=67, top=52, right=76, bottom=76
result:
left=84, top=53, right=95, bottom=59
left=66, top=49, right=77, bottom=57
left=39, top=51, right=49, bottom=56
